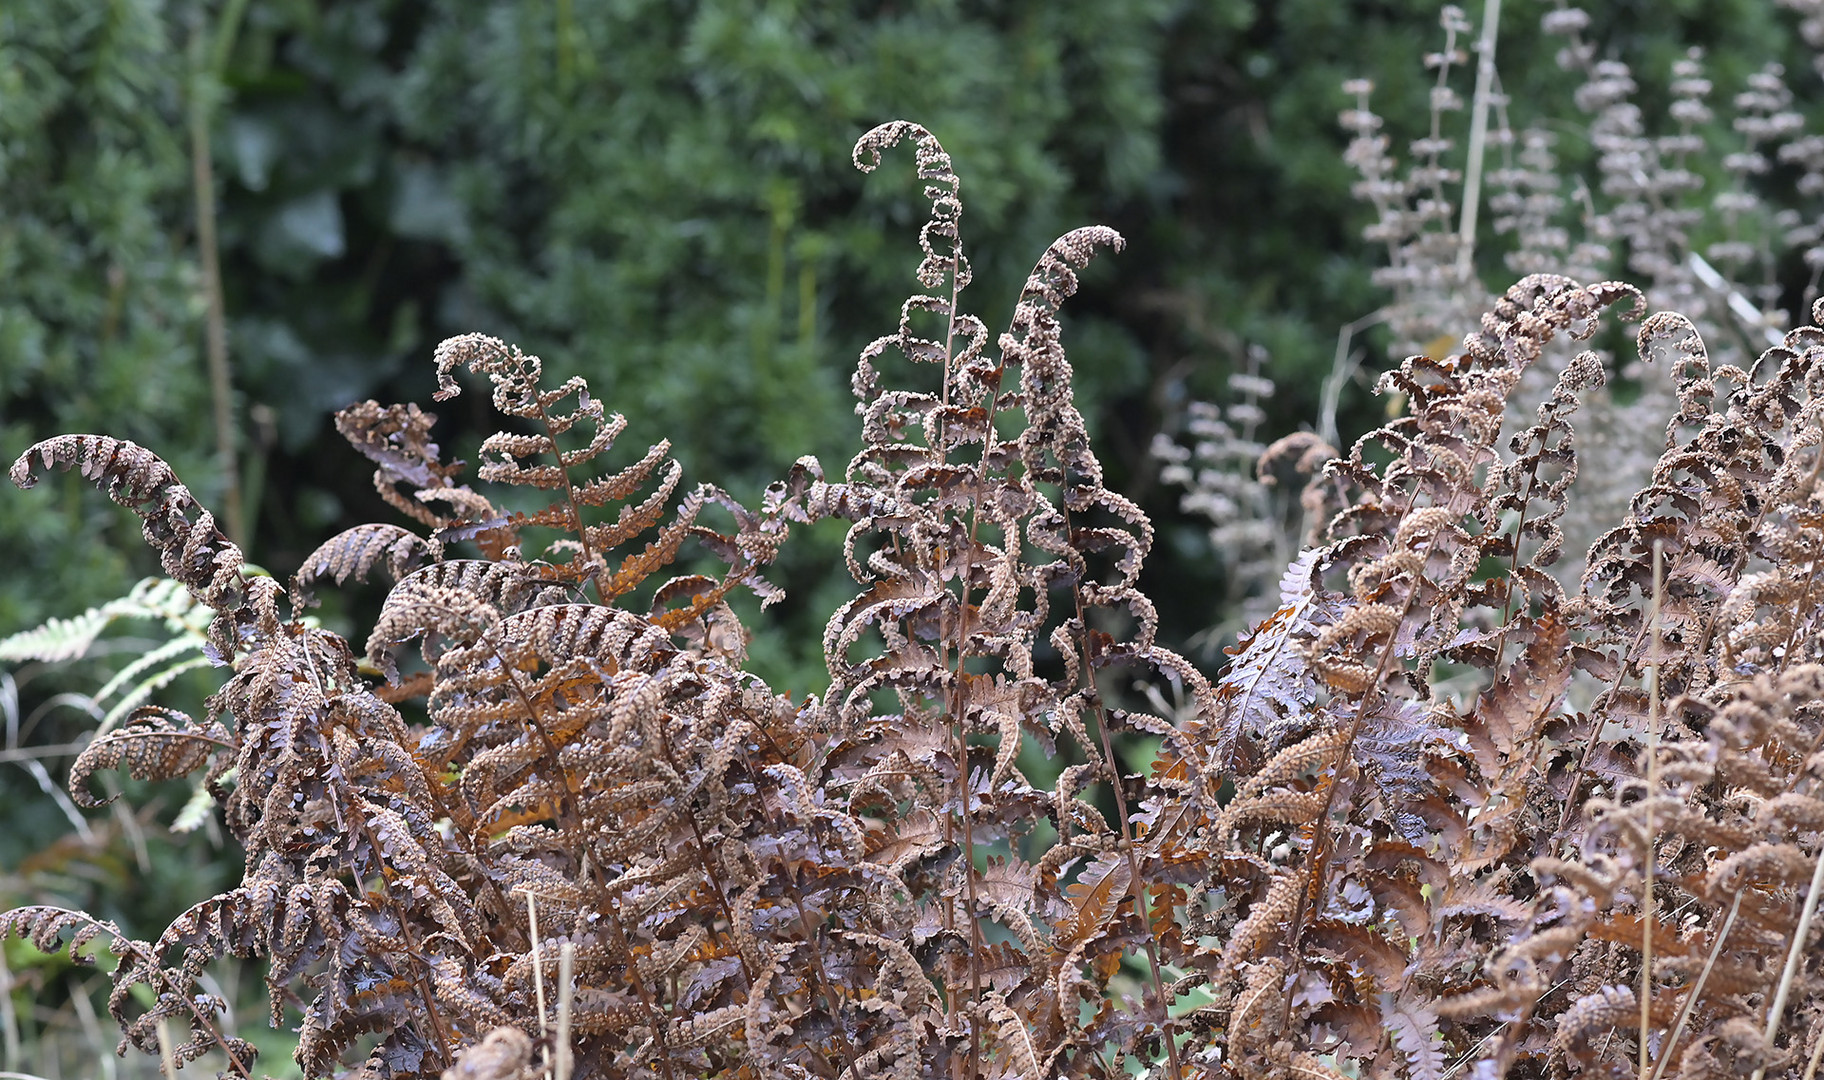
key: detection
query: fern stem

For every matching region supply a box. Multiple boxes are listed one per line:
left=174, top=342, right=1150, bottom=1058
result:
left=1756, top=831, right=1824, bottom=1079
left=0, top=947, right=17, bottom=1072
left=945, top=466, right=988, bottom=1070
left=1488, top=466, right=1536, bottom=675
left=787, top=890, right=862, bottom=1076
left=491, top=644, right=682, bottom=1080
left=1639, top=541, right=1661, bottom=1080
left=653, top=727, right=757, bottom=990
left=292, top=633, right=462, bottom=1066
left=535, top=409, right=601, bottom=601
left=1557, top=599, right=1666, bottom=836
left=930, top=200, right=989, bottom=1074
left=1283, top=478, right=1482, bottom=1020
left=348, top=801, right=457, bottom=1066
left=1651, top=891, right=1741, bottom=1080
left=1058, top=498, right=1184, bottom=1080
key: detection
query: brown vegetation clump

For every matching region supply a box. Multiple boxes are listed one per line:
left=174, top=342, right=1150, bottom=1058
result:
left=13, top=119, right=1824, bottom=1080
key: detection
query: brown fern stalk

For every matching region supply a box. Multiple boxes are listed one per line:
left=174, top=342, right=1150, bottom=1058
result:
left=785, top=887, right=863, bottom=1075
left=478, top=630, right=684, bottom=1080
left=1064, top=563, right=1186, bottom=1080
left=925, top=138, right=990, bottom=1080
left=348, top=800, right=456, bottom=1067
left=915, top=123, right=991, bottom=1069
left=1277, top=476, right=1471, bottom=987
left=1640, top=540, right=1662, bottom=1080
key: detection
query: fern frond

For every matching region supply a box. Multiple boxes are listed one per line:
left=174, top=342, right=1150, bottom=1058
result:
left=10, top=436, right=247, bottom=611
left=293, top=522, right=437, bottom=603
left=0, top=576, right=203, bottom=663
left=0, top=608, right=116, bottom=664
left=68, top=706, right=233, bottom=806
left=335, top=399, right=483, bottom=529
left=1205, top=549, right=1336, bottom=770
left=92, top=636, right=211, bottom=733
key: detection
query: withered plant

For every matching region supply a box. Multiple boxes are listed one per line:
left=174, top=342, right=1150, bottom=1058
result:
left=14, top=119, right=1824, bottom=1080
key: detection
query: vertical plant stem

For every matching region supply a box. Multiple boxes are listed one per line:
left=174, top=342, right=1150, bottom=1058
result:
left=1652, top=891, right=1741, bottom=1080
left=154, top=1017, right=178, bottom=1079
left=526, top=891, right=551, bottom=1078
left=533, top=408, right=599, bottom=599
left=1283, top=481, right=1484, bottom=1030
left=1640, top=541, right=1661, bottom=1080
left=654, top=730, right=757, bottom=989
left=1757, top=839, right=1824, bottom=1079
left=1058, top=499, right=1183, bottom=1080
left=348, top=807, right=455, bottom=1067
left=556, top=943, right=575, bottom=1080
left=207, top=0, right=251, bottom=74
left=928, top=196, right=984, bottom=1075
left=187, top=25, right=243, bottom=548
left=786, top=891, right=862, bottom=1075
left=1456, top=0, right=1502, bottom=282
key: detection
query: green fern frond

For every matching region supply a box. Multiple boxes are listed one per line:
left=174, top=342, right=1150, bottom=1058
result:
left=0, top=576, right=209, bottom=664
left=0, top=607, right=115, bottom=663
left=170, top=771, right=227, bottom=833
left=95, top=644, right=214, bottom=736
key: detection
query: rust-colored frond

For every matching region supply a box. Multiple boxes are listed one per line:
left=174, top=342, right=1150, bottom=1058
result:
left=45, top=111, right=1824, bottom=1080
left=293, top=522, right=437, bottom=603
left=1206, top=549, right=1337, bottom=771
left=420, top=331, right=785, bottom=619
left=1057, top=851, right=1133, bottom=953
left=585, top=458, right=684, bottom=554
left=11, top=435, right=247, bottom=611
left=573, top=434, right=668, bottom=507
left=335, top=400, right=484, bottom=529
left=68, top=706, right=233, bottom=807
left=853, top=121, right=970, bottom=295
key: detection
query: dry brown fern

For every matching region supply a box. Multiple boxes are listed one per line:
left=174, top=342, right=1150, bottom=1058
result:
left=21, top=116, right=1824, bottom=1080
left=3, top=120, right=1211, bottom=1080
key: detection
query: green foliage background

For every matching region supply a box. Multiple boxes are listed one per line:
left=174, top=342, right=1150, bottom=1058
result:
left=2, top=0, right=1814, bottom=992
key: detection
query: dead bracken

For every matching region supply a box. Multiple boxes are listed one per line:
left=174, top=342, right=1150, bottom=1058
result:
left=12, top=119, right=1824, bottom=1080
